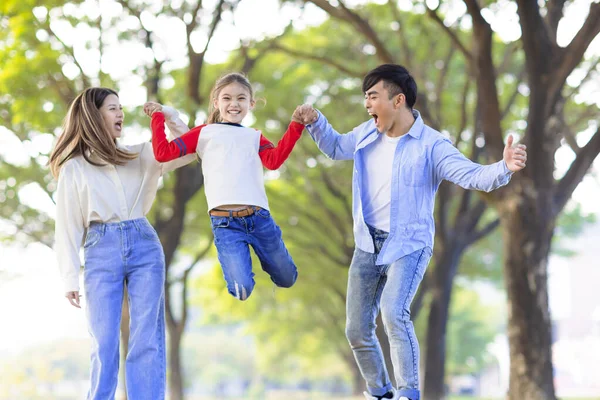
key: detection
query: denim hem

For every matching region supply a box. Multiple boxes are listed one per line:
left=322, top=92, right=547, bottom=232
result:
left=367, top=382, right=393, bottom=397
left=397, top=387, right=420, bottom=400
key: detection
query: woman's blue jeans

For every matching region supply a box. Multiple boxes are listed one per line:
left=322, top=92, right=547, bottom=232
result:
left=83, top=218, right=166, bottom=400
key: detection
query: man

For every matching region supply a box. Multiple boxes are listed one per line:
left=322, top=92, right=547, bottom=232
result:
left=292, top=64, right=526, bottom=400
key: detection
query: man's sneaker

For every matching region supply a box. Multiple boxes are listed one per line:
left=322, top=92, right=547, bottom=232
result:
left=362, top=388, right=397, bottom=399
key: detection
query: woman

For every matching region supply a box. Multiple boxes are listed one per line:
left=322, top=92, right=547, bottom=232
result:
left=49, top=87, right=194, bottom=399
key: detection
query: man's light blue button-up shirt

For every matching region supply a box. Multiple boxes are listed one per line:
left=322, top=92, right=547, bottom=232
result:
left=306, top=110, right=513, bottom=265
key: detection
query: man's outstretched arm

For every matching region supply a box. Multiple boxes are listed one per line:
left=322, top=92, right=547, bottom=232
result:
left=293, top=104, right=357, bottom=161
left=434, top=135, right=527, bottom=192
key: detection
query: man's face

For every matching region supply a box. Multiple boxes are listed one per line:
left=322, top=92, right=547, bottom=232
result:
left=364, top=80, right=403, bottom=133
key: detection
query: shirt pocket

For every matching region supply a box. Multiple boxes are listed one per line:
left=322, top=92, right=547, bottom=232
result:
left=402, top=153, right=429, bottom=187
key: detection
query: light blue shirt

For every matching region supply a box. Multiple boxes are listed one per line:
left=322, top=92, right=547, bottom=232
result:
left=306, top=110, right=513, bottom=265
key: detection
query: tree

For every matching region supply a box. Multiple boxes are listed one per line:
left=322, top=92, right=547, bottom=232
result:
left=427, top=1, right=600, bottom=398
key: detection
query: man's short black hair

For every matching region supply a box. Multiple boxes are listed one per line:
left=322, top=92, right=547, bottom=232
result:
left=362, top=64, right=417, bottom=109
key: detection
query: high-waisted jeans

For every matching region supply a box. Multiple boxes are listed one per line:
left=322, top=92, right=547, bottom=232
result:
left=83, top=218, right=166, bottom=400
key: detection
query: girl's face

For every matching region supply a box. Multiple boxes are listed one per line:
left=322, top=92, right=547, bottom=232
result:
left=214, top=82, right=255, bottom=124
left=99, top=94, right=124, bottom=139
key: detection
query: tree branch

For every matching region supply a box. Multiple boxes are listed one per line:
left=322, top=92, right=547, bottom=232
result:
left=270, top=43, right=363, bottom=78
left=468, top=218, right=500, bottom=245
left=454, top=77, right=471, bottom=149
left=500, top=69, right=526, bottom=121
left=545, top=0, right=568, bottom=42
left=179, top=237, right=213, bottom=333
left=497, top=41, right=522, bottom=76
left=305, top=0, right=395, bottom=63
left=550, top=2, right=600, bottom=114
left=554, top=127, right=600, bottom=216
left=565, top=56, right=600, bottom=100
left=186, top=0, right=227, bottom=104
left=41, top=23, right=91, bottom=88
left=464, top=0, right=505, bottom=160
left=434, top=46, right=456, bottom=126
left=387, top=0, right=414, bottom=68
left=425, top=4, right=471, bottom=60
left=436, top=181, right=452, bottom=243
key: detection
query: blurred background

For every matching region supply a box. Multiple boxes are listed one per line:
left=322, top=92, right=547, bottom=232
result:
left=1, top=0, right=599, bottom=399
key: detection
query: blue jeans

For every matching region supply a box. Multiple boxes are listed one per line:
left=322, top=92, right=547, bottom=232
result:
left=210, top=208, right=297, bottom=300
left=346, top=225, right=432, bottom=400
left=83, top=218, right=166, bottom=400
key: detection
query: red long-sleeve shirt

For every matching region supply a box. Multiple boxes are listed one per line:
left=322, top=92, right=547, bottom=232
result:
left=151, top=112, right=304, bottom=170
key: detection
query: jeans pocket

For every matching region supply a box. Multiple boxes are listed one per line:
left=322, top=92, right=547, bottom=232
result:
left=83, top=228, right=102, bottom=248
left=137, top=220, right=160, bottom=241
left=210, top=216, right=230, bottom=229
left=255, top=208, right=271, bottom=219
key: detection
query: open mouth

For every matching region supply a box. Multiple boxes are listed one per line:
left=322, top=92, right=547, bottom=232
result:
left=115, top=121, right=123, bottom=131
left=371, top=113, right=379, bottom=125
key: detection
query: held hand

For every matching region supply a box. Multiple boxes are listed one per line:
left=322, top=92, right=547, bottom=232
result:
left=292, top=104, right=318, bottom=125
left=143, top=102, right=163, bottom=117
left=66, top=291, right=82, bottom=309
left=503, top=135, right=527, bottom=172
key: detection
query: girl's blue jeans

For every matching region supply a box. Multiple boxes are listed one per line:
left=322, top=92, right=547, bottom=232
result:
left=210, top=207, right=297, bottom=300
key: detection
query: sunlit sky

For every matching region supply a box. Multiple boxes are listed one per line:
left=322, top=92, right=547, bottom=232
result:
left=1, top=0, right=599, bottom=355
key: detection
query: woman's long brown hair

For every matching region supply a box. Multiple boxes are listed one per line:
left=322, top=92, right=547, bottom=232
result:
left=49, top=87, right=137, bottom=178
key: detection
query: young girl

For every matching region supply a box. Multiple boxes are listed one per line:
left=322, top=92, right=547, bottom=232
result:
left=50, top=87, right=195, bottom=399
left=146, top=72, right=305, bottom=301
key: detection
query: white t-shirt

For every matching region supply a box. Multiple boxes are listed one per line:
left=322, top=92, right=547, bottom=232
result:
left=196, top=124, right=270, bottom=212
left=361, top=133, right=401, bottom=232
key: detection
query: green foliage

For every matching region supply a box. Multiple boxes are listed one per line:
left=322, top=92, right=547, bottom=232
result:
left=0, top=339, right=89, bottom=399
left=446, top=286, right=502, bottom=375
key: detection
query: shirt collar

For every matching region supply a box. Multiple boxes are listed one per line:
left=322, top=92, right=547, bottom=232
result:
left=217, top=122, right=244, bottom=127
left=406, top=109, right=424, bottom=139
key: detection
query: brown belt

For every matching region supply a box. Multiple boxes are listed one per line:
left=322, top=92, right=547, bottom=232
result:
left=209, top=206, right=260, bottom=218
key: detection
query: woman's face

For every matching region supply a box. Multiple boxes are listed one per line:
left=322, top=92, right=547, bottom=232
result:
left=99, top=94, right=124, bottom=139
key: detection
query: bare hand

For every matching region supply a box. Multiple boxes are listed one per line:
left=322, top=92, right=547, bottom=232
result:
left=143, top=102, right=163, bottom=117
left=66, top=291, right=82, bottom=308
left=292, top=104, right=318, bottom=125
left=503, top=135, right=527, bottom=172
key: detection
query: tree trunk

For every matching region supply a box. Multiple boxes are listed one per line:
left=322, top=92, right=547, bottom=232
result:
left=500, top=181, right=556, bottom=400
left=345, top=352, right=364, bottom=395
left=168, top=327, right=184, bottom=400
left=423, top=246, right=463, bottom=400
left=119, top=284, right=130, bottom=400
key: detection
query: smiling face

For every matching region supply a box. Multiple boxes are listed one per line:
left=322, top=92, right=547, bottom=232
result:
left=364, top=80, right=405, bottom=133
left=213, top=82, right=255, bottom=124
left=99, top=94, right=124, bottom=139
